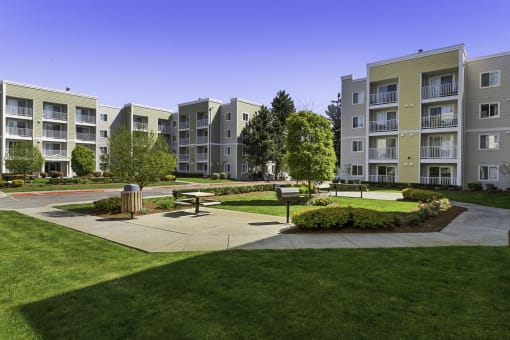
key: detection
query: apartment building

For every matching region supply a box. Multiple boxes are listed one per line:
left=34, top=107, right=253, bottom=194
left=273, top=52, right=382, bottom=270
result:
left=175, top=98, right=261, bottom=180
left=340, top=44, right=510, bottom=189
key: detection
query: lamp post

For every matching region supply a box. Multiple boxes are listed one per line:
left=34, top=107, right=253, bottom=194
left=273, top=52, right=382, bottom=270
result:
left=331, top=93, right=341, bottom=174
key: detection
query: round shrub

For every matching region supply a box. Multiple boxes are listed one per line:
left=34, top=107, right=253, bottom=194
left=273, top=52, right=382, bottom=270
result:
left=220, top=172, right=229, bottom=179
left=40, top=172, right=48, bottom=178
left=210, top=173, right=220, bottom=180
left=467, top=182, right=483, bottom=191
left=0, top=179, right=8, bottom=188
left=350, top=208, right=398, bottom=229
left=49, top=171, right=64, bottom=178
left=93, top=197, right=121, bottom=213
left=163, top=174, right=176, bottom=181
left=155, top=197, right=174, bottom=210
left=93, top=171, right=102, bottom=177
left=306, top=195, right=333, bottom=206
left=402, top=188, right=445, bottom=202
left=11, top=179, right=24, bottom=187
left=292, top=207, right=350, bottom=229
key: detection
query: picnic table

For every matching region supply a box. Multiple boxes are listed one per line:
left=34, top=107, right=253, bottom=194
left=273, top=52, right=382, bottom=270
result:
left=180, top=192, right=216, bottom=214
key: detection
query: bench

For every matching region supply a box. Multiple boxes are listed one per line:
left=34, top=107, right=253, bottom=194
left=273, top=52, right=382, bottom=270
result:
left=200, top=199, right=222, bottom=207
left=175, top=198, right=193, bottom=206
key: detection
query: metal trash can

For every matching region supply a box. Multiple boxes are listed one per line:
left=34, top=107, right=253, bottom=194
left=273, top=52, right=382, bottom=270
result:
left=121, top=184, right=142, bottom=219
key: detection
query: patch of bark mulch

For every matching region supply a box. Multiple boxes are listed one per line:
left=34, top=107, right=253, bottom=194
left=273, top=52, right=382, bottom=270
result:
left=282, top=205, right=467, bottom=234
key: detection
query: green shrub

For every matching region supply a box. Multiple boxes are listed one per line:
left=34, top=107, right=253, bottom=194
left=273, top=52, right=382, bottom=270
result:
left=155, top=197, right=174, bottom=210
left=401, top=188, right=445, bottom=202
left=162, top=174, right=176, bottom=181
left=330, top=183, right=368, bottom=192
left=292, top=207, right=351, bottom=229
left=485, top=183, right=498, bottom=192
left=467, top=182, right=483, bottom=191
left=210, top=173, right=220, bottom=180
left=220, top=172, right=229, bottom=179
left=172, top=184, right=275, bottom=199
left=93, top=171, right=102, bottom=177
left=400, top=198, right=450, bottom=225
left=31, top=178, right=49, bottom=185
left=40, top=172, right=48, bottom=178
left=306, top=195, right=333, bottom=206
left=0, top=179, right=7, bottom=188
left=49, top=171, right=63, bottom=178
left=350, top=208, right=398, bottom=229
left=93, top=197, right=121, bottom=213
left=103, top=171, right=115, bottom=178
left=11, top=179, right=24, bottom=187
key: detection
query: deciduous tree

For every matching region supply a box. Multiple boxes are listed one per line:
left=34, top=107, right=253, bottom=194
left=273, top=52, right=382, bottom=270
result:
left=71, top=145, right=96, bottom=176
left=4, top=141, right=44, bottom=181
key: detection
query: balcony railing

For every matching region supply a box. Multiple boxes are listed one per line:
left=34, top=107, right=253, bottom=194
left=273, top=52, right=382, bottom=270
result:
left=196, top=118, right=208, bottom=128
left=368, top=147, right=398, bottom=160
left=158, top=125, right=171, bottom=133
left=196, top=136, right=208, bottom=144
left=369, top=91, right=398, bottom=105
left=421, top=83, right=458, bottom=99
left=421, top=114, right=458, bottom=129
left=6, top=105, right=33, bottom=117
left=133, top=122, right=148, bottom=131
left=76, top=115, right=96, bottom=124
left=7, top=127, right=33, bottom=137
left=179, top=121, right=189, bottom=129
left=179, top=138, right=190, bottom=145
left=178, top=165, right=189, bottom=171
left=43, top=110, right=67, bottom=121
left=196, top=152, right=208, bottom=161
left=43, top=129, right=67, bottom=139
left=76, top=132, right=96, bottom=141
left=368, top=175, right=396, bottom=183
left=420, top=146, right=457, bottom=159
left=420, top=176, right=456, bottom=186
left=369, top=119, right=398, bottom=132
left=179, top=154, right=189, bottom=161
left=43, top=149, right=68, bottom=157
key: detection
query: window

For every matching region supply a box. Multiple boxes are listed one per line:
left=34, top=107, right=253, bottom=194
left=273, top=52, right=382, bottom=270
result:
left=243, top=112, right=249, bottom=121
left=100, top=113, right=108, bottom=122
left=224, top=163, right=231, bottom=172
left=225, top=129, right=231, bottom=138
left=226, top=112, right=231, bottom=121
left=480, top=103, right=499, bottom=118
left=351, top=165, right=363, bottom=176
left=479, top=165, right=498, bottom=181
left=242, top=146, right=247, bottom=156
left=242, top=163, right=249, bottom=173
left=352, top=116, right=364, bottom=128
left=224, top=146, right=231, bottom=155
left=352, top=91, right=364, bottom=104
left=479, top=134, right=499, bottom=150
left=99, top=147, right=107, bottom=154
left=100, top=130, right=108, bottom=138
left=352, top=140, right=363, bottom=152
left=172, top=121, right=177, bottom=128
left=172, top=135, right=176, bottom=142
left=480, top=71, right=500, bottom=88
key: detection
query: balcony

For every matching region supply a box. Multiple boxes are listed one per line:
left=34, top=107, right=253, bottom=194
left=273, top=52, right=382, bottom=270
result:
left=43, top=129, right=67, bottom=139
left=76, top=132, right=96, bottom=141
left=158, top=124, right=171, bottom=134
left=369, top=91, right=397, bottom=105
left=133, top=122, right=148, bottom=131
left=421, top=114, right=458, bottom=129
left=7, top=127, right=33, bottom=137
left=421, top=83, right=457, bottom=99
left=420, top=146, right=457, bottom=159
left=179, top=154, right=189, bottom=161
left=368, top=147, right=398, bottom=160
left=43, top=110, right=67, bottom=121
left=196, top=136, right=208, bottom=144
left=420, top=176, right=457, bottom=186
left=368, top=175, right=396, bottom=183
left=369, top=119, right=398, bottom=132
left=6, top=105, right=33, bottom=118
left=196, top=118, right=208, bottom=128
left=196, top=152, right=208, bottom=161
left=76, top=115, right=96, bottom=124
left=179, top=138, right=190, bottom=145
left=43, top=149, right=68, bottom=157
left=179, top=121, right=189, bottom=129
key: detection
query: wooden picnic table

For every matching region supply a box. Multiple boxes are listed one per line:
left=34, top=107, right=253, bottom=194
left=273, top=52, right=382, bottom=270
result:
left=180, top=192, right=216, bottom=214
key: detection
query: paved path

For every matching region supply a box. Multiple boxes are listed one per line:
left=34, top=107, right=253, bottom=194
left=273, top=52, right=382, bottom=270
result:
left=17, top=200, right=510, bottom=252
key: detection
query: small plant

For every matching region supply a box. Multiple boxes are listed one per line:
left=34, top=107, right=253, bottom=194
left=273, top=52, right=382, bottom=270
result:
left=40, top=172, right=48, bottom=178
left=156, top=197, right=174, bottom=210
left=93, top=171, right=102, bottom=177
left=402, top=188, right=445, bottom=202
left=484, top=183, right=498, bottom=192
left=11, top=179, right=24, bottom=187
left=467, top=182, right=483, bottom=191
left=49, top=171, right=64, bottom=178
left=0, top=179, right=7, bottom=188
left=103, top=171, right=115, bottom=178
left=210, top=173, right=220, bottom=180
left=163, top=174, right=176, bottom=181
left=93, top=197, right=121, bottom=213
left=220, top=172, right=229, bottom=179
left=306, top=195, right=333, bottom=206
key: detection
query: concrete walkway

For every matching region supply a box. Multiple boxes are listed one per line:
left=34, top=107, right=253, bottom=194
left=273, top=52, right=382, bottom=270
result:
left=18, top=200, right=510, bottom=252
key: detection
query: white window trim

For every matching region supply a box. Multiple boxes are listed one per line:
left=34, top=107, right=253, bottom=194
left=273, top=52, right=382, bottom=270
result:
left=225, top=129, right=231, bottom=138
left=99, top=130, right=108, bottom=138
left=224, top=163, right=231, bottom=172
left=225, top=112, right=231, bottom=121
left=479, top=70, right=501, bottom=88
left=352, top=92, right=359, bottom=105
left=478, top=165, right=499, bottom=181
left=241, top=163, right=249, bottom=173
left=352, top=116, right=364, bottom=129
left=351, top=140, right=363, bottom=152
left=224, top=146, right=231, bottom=156
left=351, top=164, right=363, bottom=177
left=242, top=112, right=249, bottom=121
left=478, top=133, right=500, bottom=150
left=479, top=102, right=500, bottom=119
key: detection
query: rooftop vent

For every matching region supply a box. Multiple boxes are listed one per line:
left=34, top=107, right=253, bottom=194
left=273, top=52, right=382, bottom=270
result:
left=417, top=49, right=423, bottom=53
left=65, top=87, right=70, bottom=91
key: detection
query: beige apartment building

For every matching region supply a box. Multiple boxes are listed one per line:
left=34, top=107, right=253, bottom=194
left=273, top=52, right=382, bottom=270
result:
left=341, top=44, right=510, bottom=189
left=1, top=80, right=259, bottom=179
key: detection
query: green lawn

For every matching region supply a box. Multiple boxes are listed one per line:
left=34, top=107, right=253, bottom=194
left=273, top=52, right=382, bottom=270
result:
left=1, top=211, right=510, bottom=338
left=178, top=177, right=234, bottom=184
left=213, top=192, right=418, bottom=216
left=441, top=190, right=510, bottom=209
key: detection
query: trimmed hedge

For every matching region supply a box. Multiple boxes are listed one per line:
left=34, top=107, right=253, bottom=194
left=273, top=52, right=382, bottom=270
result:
left=174, top=172, right=208, bottom=178
left=330, top=183, right=368, bottom=192
left=11, top=179, right=24, bottom=187
left=172, top=184, right=275, bottom=199
left=93, top=197, right=121, bottom=213
left=360, top=181, right=461, bottom=191
left=350, top=208, right=398, bottom=229
left=402, top=188, right=445, bottom=202
left=292, top=207, right=398, bottom=229
left=306, top=195, right=333, bottom=206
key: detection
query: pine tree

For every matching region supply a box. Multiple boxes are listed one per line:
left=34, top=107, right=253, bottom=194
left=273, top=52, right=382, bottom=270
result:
left=241, top=105, right=273, bottom=178
left=270, top=90, right=295, bottom=175
left=324, top=95, right=341, bottom=167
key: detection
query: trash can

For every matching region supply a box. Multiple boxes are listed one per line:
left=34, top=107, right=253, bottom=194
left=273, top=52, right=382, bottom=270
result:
left=121, top=184, right=142, bottom=219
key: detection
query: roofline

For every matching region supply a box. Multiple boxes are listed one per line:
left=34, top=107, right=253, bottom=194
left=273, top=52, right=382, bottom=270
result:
left=467, top=51, right=510, bottom=62
left=230, top=97, right=262, bottom=106
left=98, top=104, right=121, bottom=109
left=367, top=44, right=465, bottom=68
left=1, top=80, right=98, bottom=99
left=126, top=102, right=174, bottom=113
left=341, top=75, right=366, bottom=82
left=178, top=98, right=223, bottom=107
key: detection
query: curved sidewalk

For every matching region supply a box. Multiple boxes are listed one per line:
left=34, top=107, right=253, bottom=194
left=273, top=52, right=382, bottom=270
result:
left=17, top=201, right=510, bottom=252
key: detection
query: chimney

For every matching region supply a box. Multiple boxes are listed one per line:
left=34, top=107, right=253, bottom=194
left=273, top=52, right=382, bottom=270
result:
left=417, top=49, right=423, bottom=53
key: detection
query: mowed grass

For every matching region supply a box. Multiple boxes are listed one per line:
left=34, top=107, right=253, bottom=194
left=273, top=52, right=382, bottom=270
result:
left=213, top=192, right=418, bottom=216
left=1, top=211, right=510, bottom=338
left=440, top=190, right=510, bottom=209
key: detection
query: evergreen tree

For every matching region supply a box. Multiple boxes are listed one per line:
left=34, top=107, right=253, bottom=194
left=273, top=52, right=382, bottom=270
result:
left=241, top=105, right=273, bottom=178
left=270, top=90, right=295, bottom=175
left=325, top=94, right=341, bottom=167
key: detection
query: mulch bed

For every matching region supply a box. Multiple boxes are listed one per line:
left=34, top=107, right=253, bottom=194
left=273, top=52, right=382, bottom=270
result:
left=282, top=205, right=467, bottom=234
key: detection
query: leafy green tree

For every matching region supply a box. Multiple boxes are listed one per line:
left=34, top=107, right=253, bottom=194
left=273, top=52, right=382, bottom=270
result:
left=325, top=93, right=341, bottom=167
left=4, top=141, right=44, bottom=181
left=71, top=145, right=96, bottom=176
left=285, top=110, right=336, bottom=196
left=104, top=128, right=177, bottom=190
left=241, top=105, right=274, bottom=178
left=270, top=90, right=296, bottom=175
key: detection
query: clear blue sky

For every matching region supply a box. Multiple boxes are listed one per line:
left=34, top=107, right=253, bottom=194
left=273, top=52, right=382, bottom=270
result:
left=1, top=0, right=509, bottom=113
